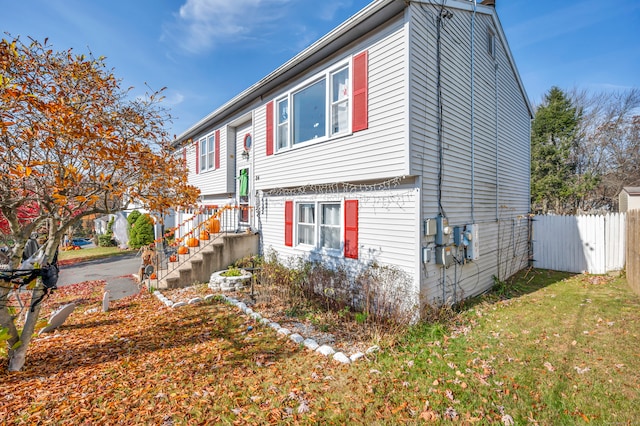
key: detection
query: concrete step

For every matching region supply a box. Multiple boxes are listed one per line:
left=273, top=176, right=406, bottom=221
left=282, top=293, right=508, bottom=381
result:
left=155, top=232, right=259, bottom=289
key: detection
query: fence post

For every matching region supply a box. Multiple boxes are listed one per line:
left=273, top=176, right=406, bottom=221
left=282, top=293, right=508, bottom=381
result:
left=628, top=210, right=640, bottom=296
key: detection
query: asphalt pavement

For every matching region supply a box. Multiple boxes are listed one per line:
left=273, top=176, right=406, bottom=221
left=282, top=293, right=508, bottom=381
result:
left=58, top=252, right=141, bottom=300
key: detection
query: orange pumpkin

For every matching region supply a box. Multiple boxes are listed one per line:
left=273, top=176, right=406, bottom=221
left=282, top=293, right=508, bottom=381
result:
left=177, top=246, right=189, bottom=255
left=169, top=254, right=178, bottom=262
left=74, top=246, right=81, bottom=250
left=186, top=237, right=200, bottom=247
left=149, top=272, right=157, bottom=280
left=207, top=218, right=221, bottom=233
left=199, top=230, right=210, bottom=240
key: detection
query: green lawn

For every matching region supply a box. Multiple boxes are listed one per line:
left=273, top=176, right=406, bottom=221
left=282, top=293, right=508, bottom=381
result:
left=58, top=246, right=134, bottom=264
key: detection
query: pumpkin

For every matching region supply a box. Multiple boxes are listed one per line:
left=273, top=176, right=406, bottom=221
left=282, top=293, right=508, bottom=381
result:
left=199, top=230, right=210, bottom=240
left=207, top=218, right=221, bottom=233
left=186, top=237, right=199, bottom=247
left=169, top=254, right=178, bottom=262
left=149, top=272, right=157, bottom=280
left=177, top=246, right=189, bottom=255
left=74, top=246, right=81, bottom=250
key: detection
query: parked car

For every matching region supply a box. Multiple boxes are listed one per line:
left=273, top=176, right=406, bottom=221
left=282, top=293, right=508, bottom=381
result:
left=72, top=238, right=92, bottom=247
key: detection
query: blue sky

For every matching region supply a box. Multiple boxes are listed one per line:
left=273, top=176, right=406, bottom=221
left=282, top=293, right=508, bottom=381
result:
left=3, top=0, right=639, bottom=136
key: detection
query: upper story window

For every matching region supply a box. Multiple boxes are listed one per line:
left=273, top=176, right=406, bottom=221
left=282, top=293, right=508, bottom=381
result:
left=277, top=98, right=289, bottom=150
left=487, top=28, right=496, bottom=58
left=331, top=67, right=349, bottom=135
left=276, top=60, right=350, bottom=152
left=198, top=131, right=217, bottom=172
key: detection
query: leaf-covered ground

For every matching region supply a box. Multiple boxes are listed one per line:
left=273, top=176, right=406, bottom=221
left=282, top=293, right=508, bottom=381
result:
left=1, top=270, right=639, bottom=424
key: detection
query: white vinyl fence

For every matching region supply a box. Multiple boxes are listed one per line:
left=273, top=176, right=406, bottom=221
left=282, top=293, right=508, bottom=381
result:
left=532, top=213, right=626, bottom=274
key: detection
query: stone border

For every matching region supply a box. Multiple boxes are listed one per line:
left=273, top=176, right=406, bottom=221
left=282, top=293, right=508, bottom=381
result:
left=152, top=290, right=379, bottom=364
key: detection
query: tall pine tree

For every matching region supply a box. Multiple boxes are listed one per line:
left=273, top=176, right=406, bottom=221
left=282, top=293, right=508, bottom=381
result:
left=531, top=87, right=581, bottom=214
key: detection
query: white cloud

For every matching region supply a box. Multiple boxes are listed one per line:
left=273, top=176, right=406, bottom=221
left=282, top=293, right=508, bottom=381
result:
left=163, top=90, right=186, bottom=107
left=169, top=0, right=293, bottom=54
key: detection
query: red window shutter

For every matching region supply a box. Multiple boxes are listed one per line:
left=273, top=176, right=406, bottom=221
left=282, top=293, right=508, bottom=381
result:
left=344, top=200, right=359, bottom=259
left=215, top=129, right=220, bottom=169
left=195, top=140, right=199, bottom=174
left=284, top=200, right=293, bottom=246
left=266, top=101, right=274, bottom=156
left=352, top=51, right=369, bottom=132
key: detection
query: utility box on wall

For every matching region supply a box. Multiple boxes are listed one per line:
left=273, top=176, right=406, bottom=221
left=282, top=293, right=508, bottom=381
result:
left=435, top=245, right=453, bottom=266
left=465, top=224, right=479, bottom=260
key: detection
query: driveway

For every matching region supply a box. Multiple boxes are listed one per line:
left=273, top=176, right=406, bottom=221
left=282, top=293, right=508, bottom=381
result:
left=58, top=253, right=141, bottom=300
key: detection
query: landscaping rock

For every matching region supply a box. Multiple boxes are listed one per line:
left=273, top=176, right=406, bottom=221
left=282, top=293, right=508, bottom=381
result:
left=289, top=333, right=304, bottom=344
left=316, top=345, right=335, bottom=356
left=172, top=301, right=187, bottom=308
left=350, top=352, right=366, bottom=362
left=333, top=352, right=351, bottom=364
left=277, top=328, right=291, bottom=336
left=303, top=338, right=319, bottom=351
left=366, top=345, right=380, bottom=354
left=268, top=322, right=281, bottom=330
left=188, top=297, right=202, bottom=305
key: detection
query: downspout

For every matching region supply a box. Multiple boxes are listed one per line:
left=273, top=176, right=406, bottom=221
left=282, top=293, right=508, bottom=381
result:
left=470, top=0, right=477, bottom=224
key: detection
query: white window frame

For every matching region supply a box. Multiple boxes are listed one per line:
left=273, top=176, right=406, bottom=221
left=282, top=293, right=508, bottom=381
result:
left=275, top=58, right=351, bottom=153
left=198, top=131, right=217, bottom=172
left=294, top=201, right=342, bottom=254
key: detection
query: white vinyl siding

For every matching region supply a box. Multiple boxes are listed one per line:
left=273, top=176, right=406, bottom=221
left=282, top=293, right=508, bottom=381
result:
left=188, top=127, right=229, bottom=196
left=260, top=183, right=420, bottom=307
left=408, top=5, right=530, bottom=304
left=255, top=15, right=408, bottom=190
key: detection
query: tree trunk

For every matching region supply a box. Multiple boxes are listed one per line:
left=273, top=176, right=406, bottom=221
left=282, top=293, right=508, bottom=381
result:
left=0, top=283, right=21, bottom=350
left=7, top=284, right=45, bottom=372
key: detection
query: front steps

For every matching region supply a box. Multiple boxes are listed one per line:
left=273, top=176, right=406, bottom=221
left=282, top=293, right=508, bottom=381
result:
left=155, top=232, right=259, bottom=289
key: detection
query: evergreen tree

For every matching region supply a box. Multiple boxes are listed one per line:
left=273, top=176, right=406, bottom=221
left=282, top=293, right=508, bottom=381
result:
left=127, top=210, right=141, bottom=226
left=129, top=213, right=155, bottom=249
left=531, top=87, right=581, bottom=214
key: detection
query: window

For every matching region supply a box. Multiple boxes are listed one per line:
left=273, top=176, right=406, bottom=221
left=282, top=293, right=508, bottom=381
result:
left=487, top=29, right=496, bottom=58
left=199, top=137, right=207, bottom=172
left=284, top=199, right=358, bottom=258
left=320, top=203, right=341, bottom=250
left=277, top=98, right=289, bottom=150
left=331, top=66, right=349, bottom=135
left=295, top=202, right=341, bottom=250
left=207, top=134, right=215, bottom=170
left=197, top=131, right=217, bottom=172
left=275, top=60, right=350, bottom=151
left=297, top=203, right=315, bottom=246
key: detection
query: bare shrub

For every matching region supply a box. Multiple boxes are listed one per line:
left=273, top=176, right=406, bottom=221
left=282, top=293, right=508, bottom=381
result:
left=354, top=263, right=418, bottom=328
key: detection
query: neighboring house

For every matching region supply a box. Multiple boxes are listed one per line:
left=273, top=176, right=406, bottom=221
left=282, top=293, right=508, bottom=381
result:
left=172, top=0, right=533, bottom=310
left=619, top=187, right=640, bottom=213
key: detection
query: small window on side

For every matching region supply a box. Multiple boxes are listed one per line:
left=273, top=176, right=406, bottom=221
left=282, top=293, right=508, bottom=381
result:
left=487, top=29, right=496, bottom=58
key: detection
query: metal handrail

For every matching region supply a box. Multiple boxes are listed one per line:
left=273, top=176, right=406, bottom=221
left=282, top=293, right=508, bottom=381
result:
left=148, top=205, right=253, bottom=287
